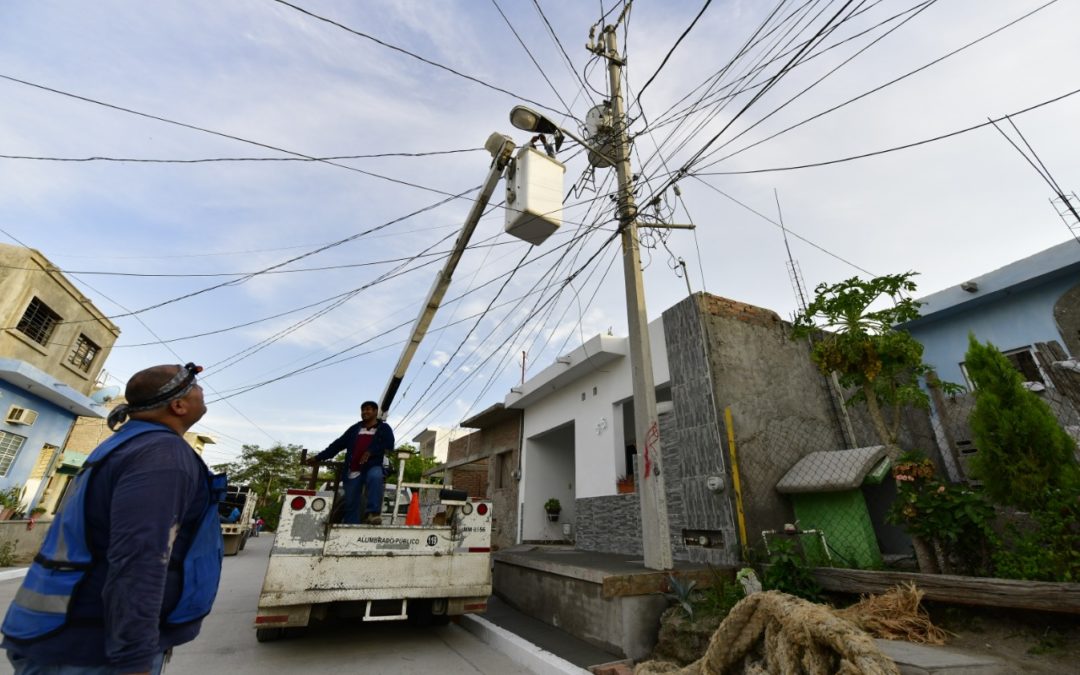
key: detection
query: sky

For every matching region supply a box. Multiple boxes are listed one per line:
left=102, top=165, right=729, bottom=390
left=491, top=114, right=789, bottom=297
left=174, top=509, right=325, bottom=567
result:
left=2, top=0, right=1078, bottom=467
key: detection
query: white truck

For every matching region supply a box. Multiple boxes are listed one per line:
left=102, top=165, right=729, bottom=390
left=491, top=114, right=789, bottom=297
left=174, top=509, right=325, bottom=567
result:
left=253, top=476, right=492, bottom=641
left=252, top=132, right=554, bottom=641
left=220, top=484, right=257, bottom=556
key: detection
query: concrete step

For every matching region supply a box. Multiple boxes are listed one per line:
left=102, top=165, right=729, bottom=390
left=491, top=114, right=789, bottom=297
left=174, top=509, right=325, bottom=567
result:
left=876, top=639, right=1010, bottom=675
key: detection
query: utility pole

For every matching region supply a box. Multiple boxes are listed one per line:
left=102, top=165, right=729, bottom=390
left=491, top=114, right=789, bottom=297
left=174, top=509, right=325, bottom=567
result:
left=601, top=24, right=673, bottom=570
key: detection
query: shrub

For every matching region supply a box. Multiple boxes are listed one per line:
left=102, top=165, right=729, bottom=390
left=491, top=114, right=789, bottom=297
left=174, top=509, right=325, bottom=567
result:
left=963, top=335, right=1080, bottom=511
left=0, top=541, right=15, bottom=567
left=992, top=489, right=1080, bottom=582
left=886, top=452, right=996, bottom=575
left=760, top=538, right=821, bottom=602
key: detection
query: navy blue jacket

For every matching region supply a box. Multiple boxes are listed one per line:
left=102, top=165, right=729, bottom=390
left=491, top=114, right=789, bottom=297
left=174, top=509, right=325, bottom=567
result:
left=313, top=420, right=395, bottom=477
left=1, top=423, right=210, bottom=672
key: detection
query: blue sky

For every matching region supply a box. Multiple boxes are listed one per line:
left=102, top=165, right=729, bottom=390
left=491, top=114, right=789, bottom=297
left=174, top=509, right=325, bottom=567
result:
left=2, top=0, right=1078, bottom=466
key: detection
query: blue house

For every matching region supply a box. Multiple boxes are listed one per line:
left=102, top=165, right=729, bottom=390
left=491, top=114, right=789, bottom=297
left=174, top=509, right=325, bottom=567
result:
left=0, top=359, right=105, bottom=509
left=902, top=239, right=1080, bottom=388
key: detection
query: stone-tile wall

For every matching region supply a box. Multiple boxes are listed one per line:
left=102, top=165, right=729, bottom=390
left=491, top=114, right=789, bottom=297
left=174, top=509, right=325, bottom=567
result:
left=575, top=493, right=642, bottom=556
left=662, top=297, right=740, bottom=565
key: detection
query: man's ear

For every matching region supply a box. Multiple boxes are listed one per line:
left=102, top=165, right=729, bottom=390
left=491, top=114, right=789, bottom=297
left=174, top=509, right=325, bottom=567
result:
left=169, top=397, right=188, bottom=416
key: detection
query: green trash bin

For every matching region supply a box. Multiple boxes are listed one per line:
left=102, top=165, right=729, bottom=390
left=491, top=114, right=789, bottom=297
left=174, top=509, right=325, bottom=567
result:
left=776, top=446, right=891, bottom=570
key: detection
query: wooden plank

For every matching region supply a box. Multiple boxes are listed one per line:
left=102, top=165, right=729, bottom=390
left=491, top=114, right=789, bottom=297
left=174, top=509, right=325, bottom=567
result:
left=602, top=567, right=734, bottom=599
left=811, top=567, right=1080, bottom=614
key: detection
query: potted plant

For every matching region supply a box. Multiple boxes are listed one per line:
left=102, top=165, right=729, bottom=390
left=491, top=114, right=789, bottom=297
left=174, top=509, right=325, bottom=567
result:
left=544, top=498, right=561, bottom=522
left=0, top=486, right=22, bottom=521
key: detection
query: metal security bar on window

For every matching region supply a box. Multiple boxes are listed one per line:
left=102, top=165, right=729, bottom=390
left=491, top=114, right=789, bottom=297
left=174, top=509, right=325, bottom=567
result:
left=15, top=297, right=61, bottom=346
left=68, top=334, right=100, bottom=372
left=0, top=431, right=27, bottom=477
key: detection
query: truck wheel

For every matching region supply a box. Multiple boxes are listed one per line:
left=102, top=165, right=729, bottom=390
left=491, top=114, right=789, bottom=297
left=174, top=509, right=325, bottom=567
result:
left=239, top=531, right=248, bottom=551
left=256, top=628, right=284, bottom=643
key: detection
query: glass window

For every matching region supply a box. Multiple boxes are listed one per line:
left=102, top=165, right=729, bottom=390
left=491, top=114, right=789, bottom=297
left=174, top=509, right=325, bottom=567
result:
left=16, top=297, right=62, bottom=346
left=68, top=334, right=100, bottom=372
left=0, top=431, right=27, bottom=477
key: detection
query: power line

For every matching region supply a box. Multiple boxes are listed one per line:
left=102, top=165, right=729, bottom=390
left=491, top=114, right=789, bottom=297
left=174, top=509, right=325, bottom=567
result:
left=531, top=0, right=597, bottom=108
left=690, top=175, right=875, bottom=276
left=0, top=237, right=518, bottom=279
left=633, top=0, right=713, bottom=110
left=489, top=0, right=576, bottom=120
left=693, top=86, right=1080, bottom=175
left=270, top=0, right=573, bottom=122
left=0, top=148, right=483, bottom=163
left=0, top=73, right=471, bottom=199
left=695, top=0, right=1059, bottom=171
left=691, top=0, right=937, bottom=167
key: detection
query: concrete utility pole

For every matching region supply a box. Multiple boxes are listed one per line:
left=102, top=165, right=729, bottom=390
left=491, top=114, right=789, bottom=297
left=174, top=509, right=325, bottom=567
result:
left=602, top=25, right=673, bottom=570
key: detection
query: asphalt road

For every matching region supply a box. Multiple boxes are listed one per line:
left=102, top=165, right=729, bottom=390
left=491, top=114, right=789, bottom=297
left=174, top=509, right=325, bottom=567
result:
left=0, top=533, right=532, bottom=674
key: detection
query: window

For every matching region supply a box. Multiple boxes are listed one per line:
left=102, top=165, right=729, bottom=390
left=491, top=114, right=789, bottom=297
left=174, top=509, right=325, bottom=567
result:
left=0, top=431, right=27, bottom=477
left=1002, top=348, right=1045, bottom=385
left=961, top=345, right=1047, bottom=388
left=68, top=334, right=100, bottom=373
left=15, top=297, right=62, bottom=346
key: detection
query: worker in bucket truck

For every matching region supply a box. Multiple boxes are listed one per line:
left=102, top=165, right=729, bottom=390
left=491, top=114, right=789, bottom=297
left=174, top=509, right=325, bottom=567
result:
left=307, top=400, right=395, bottom=525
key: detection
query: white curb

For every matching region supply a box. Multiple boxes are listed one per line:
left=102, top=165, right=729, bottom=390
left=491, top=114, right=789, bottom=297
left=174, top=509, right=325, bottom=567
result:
left=0, top=568, right=28, bottom=582
left=458, top=614, right=590, bottom=675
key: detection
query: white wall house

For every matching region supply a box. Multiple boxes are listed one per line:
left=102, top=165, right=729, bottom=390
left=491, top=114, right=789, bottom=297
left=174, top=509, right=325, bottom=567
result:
left=504, top=320, right=669, bottom=543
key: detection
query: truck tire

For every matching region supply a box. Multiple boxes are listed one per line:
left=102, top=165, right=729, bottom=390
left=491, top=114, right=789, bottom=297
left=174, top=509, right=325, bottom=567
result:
left=239, top=531, right=248, bottom=551
left=256, top=628, right=284, bottom=643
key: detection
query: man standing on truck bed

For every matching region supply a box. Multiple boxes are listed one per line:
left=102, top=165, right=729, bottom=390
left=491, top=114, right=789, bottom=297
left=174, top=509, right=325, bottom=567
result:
left=1, top=362, right=224, bottom=675
left=308, top=400, right=394, bottom=525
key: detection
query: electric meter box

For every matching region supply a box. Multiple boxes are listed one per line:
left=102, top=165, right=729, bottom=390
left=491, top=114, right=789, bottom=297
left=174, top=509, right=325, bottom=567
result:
left=505, top=146, right=565, bottom=246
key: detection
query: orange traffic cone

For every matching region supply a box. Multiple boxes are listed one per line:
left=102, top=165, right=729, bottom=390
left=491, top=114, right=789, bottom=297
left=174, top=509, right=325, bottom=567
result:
left=405, top=491, right=422, bottom=526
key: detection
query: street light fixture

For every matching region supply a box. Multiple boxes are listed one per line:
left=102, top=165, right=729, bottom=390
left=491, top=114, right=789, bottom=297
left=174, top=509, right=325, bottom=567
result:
left=509, top=105, right=618, bottom=167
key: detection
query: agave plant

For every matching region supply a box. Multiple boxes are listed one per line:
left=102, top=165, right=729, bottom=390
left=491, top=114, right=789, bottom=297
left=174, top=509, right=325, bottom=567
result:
left=662, top=574, right=697, bottom=618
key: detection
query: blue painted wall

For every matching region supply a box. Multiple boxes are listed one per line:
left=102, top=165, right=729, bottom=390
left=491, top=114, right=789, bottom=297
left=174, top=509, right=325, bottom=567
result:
left=0, top=381, right=75, bottom=491
left=906, top=276, right=1075, bottom=388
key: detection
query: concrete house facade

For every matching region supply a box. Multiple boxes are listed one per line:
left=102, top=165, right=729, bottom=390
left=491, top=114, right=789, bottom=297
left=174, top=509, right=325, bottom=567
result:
left=504, top=321, right=670, bottom=546
left=440, top=404, right=522, bottom=551
left=0, top=244, right=119, bottom=511
left=903, top=239, right=1080, bottom=388
left=504, top=293, right=936, bottom=562
left=412, top=426, right=471, bottom=462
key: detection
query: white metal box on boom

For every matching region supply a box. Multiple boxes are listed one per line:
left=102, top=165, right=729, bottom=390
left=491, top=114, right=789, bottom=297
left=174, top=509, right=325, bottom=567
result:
left=504, top=146, right=565, bottom=246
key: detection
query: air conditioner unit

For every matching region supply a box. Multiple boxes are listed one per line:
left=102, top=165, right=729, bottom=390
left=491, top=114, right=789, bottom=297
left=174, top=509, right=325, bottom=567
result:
left=5, top=406, right=38, bottom=426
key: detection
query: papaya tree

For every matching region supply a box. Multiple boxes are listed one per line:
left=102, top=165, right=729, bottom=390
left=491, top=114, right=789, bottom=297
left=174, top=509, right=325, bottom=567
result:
left=791, top=272, right=951, bottom=450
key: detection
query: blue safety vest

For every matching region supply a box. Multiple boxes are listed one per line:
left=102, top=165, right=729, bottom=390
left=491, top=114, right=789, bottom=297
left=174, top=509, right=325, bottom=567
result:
left=1, top=420, right=226, bottom=642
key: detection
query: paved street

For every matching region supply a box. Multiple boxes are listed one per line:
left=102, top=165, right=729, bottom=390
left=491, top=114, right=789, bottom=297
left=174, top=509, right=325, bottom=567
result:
left=0, top=534, right=532, bottom=674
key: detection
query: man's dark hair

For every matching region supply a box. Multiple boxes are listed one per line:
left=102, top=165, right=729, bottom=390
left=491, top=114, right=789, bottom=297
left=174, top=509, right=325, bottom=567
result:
left=361, top=400, right=379, bottom=411
left=125, top=365, right=182, bottom=405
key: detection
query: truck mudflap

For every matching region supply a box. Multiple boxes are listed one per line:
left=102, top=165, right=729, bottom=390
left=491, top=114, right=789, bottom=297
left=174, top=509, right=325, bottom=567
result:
left=255, top=487, right=493, bottom=632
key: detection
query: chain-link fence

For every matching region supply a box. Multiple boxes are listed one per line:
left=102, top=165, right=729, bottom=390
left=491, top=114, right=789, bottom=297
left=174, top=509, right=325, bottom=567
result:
left=731, top=408, right=917, bottom=572
left=734, top=356, right=1080, bottom=572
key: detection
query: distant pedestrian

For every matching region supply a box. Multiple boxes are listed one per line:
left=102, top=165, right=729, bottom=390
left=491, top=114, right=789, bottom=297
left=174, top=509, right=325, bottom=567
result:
left=1, top=363, right=224, bottom=675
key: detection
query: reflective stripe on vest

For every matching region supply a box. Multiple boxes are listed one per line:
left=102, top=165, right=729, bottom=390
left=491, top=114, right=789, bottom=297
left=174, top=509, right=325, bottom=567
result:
left=1, top=421, right=225, bottom=642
